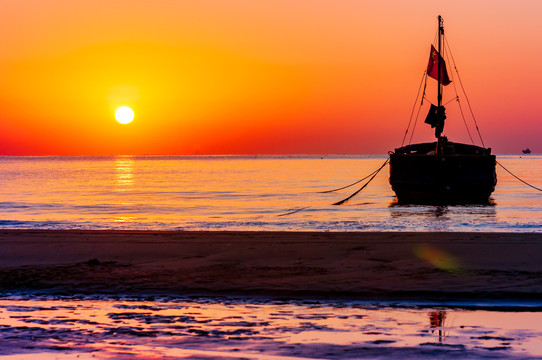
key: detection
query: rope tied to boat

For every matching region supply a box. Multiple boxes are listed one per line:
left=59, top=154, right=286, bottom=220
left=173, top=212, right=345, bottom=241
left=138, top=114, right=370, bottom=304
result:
left=318, top=165, right=384, bottom=194
left=332, top=157, right=390, bottom=205
left=497, top=160, right=542, bottom=192
left=278, top=158, right=390, bottom=216
left=276, top=206, right=310, bottom=217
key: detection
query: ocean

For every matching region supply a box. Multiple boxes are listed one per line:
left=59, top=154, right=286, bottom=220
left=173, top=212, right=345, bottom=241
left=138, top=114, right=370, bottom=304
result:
left=2, top=155, right=542, bottom=359
left=1, top=154, right=541, bottom=232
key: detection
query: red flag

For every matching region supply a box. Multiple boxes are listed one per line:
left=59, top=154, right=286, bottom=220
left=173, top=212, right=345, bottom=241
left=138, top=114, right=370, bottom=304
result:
left=427, top=45, right=451, bottom=85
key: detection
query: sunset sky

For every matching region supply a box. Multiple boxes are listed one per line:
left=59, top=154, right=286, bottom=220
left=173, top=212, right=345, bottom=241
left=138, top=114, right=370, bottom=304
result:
left=1, top=0, right=541, bottom=155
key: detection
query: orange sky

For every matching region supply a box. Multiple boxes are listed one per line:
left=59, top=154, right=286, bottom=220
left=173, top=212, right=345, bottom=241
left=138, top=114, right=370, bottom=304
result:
left=1, top=0, right=541, bottom=155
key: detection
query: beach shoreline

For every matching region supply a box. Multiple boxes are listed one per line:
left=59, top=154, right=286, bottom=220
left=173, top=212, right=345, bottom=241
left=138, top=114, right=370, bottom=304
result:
left=1, top=230, right=541, bottom=301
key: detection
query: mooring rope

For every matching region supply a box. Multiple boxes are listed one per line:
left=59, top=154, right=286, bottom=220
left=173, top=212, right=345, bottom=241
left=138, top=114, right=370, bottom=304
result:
left=333, top=158, right=390, bottom=205
left=318, top=168, right=381, bottom=194
left=277, top=206, right=310, bottom=217
left=497, top=161, right=542, bottom=192
left=278, top=158, right=391, bottom=216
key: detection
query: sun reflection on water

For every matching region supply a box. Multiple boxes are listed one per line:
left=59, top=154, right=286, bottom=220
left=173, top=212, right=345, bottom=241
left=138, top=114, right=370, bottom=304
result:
left=114, top=156, right=135, bottom=191
left=113, top=216, right=136, bottom=223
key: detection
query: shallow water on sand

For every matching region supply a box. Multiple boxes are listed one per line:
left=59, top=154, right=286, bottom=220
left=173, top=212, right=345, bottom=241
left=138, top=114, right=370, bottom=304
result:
left=1, top=155, right=542, bottom=232
left=0, top=297, right=541, bottom=359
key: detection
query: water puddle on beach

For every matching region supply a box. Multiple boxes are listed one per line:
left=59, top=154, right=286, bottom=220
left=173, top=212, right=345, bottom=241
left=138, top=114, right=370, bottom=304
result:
left=0, top=298, right=541, bottom=359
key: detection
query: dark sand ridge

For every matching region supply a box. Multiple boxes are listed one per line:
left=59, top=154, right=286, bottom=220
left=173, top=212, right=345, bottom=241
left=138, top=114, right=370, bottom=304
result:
left=1, top=230, right=541, bottom=299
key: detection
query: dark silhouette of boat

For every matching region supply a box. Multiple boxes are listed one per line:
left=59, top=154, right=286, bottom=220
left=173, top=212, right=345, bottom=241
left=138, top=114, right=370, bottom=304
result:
left=389, top=16, right=496, bottom=205
left=522, top=148, right=531, bottom=154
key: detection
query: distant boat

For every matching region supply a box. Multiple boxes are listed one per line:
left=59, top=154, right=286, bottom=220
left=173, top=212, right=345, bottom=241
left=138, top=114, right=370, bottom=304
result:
left=522, top=148, right=531, bottom=154
left=389, top=16, right=497, bottom=204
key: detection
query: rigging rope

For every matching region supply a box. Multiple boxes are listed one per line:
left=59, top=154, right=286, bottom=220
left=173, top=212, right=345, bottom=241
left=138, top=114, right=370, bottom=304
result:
left=455, top=98, right=475, bottom=144
left=444, top=36, right=486, bottom=147
left=497, top=161, right=542, bottom=192
left=443, top=42, right=475, bottom=145
left=402, top=24, right=440, bottom=147
left=408, top=88, right=426, bottom=145
left=333, top=158, right=389, bottom=205
left=432, top=25, right=439, bottom=47
left=405, top=27, right=486, bottom=148
left=423, top=96, right=434, bottom=106
left=402, top=71, right=428, bottom=147
left=443, top=97, right=457, bottom=106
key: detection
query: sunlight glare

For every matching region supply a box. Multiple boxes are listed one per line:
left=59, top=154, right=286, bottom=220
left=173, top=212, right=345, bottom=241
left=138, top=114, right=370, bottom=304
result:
left=115, top=106, right=135, bottom=124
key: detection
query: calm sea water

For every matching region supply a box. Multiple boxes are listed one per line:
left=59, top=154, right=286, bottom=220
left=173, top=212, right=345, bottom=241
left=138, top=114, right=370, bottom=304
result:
left=2, top=156, right=542, bottom=359
left=1, top=155, right=541, bottom=232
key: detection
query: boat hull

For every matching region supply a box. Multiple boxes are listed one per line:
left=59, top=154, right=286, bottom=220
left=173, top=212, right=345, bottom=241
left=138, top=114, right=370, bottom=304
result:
left=389, top=153, right=497, bottom=204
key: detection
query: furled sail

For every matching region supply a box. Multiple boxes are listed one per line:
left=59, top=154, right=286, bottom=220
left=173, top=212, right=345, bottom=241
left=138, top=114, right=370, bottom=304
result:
left=424, top=104, right=446, bottom=137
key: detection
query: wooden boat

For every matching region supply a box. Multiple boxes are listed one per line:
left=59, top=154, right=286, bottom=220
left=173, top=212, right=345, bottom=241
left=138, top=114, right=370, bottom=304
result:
left=522, top=148, right=531, bottom=154
left=389, top=16, right=497, bottom=205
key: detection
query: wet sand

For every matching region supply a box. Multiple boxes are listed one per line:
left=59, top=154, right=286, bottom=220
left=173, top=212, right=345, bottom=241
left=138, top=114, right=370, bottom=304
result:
left=3, top=298, right=542, bottom=359
left=1, top=230, right=541, bottom=299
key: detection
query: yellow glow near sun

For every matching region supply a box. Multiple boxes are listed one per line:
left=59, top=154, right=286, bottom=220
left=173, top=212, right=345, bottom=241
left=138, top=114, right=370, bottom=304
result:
left=115, top=106, right=134, bottom=124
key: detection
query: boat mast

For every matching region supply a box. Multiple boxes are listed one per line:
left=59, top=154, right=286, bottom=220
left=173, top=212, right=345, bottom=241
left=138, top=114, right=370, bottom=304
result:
left=435, top=15, right=446, bottom=153
left=437, top=15, right=443, bottom=114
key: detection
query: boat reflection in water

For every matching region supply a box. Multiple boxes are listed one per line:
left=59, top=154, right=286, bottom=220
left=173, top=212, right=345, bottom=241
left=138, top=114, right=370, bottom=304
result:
left=429, top=310, right=448, bottom=343
left=388, top=204, right=496, bottom=228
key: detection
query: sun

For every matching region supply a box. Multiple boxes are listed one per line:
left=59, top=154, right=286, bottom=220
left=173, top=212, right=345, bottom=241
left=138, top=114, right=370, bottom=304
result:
left=115, top=106, right=134, bottom=124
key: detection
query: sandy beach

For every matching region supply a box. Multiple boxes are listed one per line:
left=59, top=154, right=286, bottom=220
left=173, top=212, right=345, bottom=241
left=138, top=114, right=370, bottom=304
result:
left=1, top=230, right=541, bottom=300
